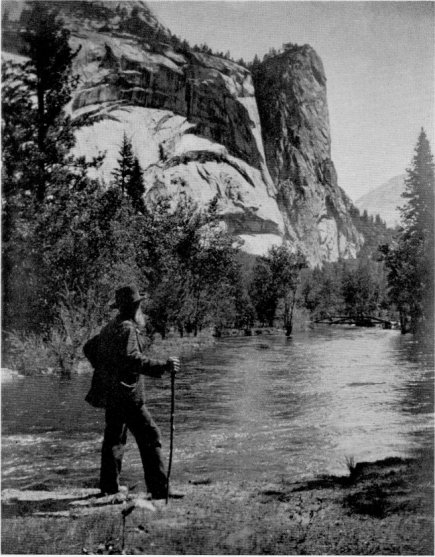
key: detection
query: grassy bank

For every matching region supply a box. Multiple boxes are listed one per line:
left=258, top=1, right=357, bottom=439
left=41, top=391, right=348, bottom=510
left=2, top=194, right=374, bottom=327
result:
left=2, top=449, right=433, bottom=555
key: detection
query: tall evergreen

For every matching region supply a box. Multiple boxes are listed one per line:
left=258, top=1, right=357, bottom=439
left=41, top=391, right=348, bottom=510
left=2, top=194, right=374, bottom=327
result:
left=1, top=3, right=88, bottom=332
left=1, top=61, right=36, bottom=199
left=112, top=132, right=135, bottom=195
left=401, top=128, right=434, bottom=244
left=112, top=133, right=145, bottom=212
left=128, top=157, right=146, bottom=213
left=401, top=129, right=434, bottom=335
left=21, top=2, right=79, bottom=202
left=380, top=129, right=435, bottom=336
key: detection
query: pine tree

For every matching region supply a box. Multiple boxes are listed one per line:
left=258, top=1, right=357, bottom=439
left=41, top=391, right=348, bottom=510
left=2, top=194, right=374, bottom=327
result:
left=111, top=134, right=145, bottom=212
left=112, top=132, right=134, bottom=195
left=252, top=54, right=261, bottom=68
left=401, top=128, right=434, bottom=244
left=2, top=2, right=79, bottom=203
left=1, top=61, right=36, bottom=199
left=2, top=4, right=82, bottom=331
left=20, top=2, right=79, bottom=202
left=380, top=129, right=435, bottom=336
left=400, top=128, right=434, bottom=335
left=128, top=157, right=145, bottom=213
left=1, top=4, right=109, bottom=334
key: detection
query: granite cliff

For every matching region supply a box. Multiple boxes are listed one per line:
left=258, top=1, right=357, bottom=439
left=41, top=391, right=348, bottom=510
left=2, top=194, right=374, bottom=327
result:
left=2, top=0, right=363, bottom=264
left=253, top=45, right=362, bottom=262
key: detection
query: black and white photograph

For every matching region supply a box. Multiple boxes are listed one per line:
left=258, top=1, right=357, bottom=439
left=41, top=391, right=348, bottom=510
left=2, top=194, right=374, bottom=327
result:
left=1, top=0, right=434, bottom=554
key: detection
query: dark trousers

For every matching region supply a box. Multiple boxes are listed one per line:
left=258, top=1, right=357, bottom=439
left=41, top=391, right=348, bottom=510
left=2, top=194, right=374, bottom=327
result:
left=100, top=401, right=167, bottom=497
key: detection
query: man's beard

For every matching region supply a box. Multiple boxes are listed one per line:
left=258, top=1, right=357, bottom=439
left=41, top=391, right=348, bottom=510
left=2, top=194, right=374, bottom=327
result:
left=134, top=305, right=146, bottom=328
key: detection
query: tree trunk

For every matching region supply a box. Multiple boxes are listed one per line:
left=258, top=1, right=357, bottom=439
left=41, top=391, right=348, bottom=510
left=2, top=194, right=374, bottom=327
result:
left=37, top=79, right=46, bottom=203
left=284, top=290, right=297, bottom=337
left=399, top=310, right=408, bottom=334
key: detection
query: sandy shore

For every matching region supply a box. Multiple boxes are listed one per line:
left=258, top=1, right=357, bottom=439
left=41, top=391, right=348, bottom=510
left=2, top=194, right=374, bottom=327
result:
left=2, top=448, right=433, bottom=555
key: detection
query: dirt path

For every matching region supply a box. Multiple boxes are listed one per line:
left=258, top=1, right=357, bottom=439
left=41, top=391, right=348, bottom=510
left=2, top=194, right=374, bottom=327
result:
left=2, top=451, right=433, bottom=554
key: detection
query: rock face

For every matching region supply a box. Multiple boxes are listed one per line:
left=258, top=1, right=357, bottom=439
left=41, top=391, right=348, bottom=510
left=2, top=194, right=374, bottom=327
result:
left=253, top=45, right=363, bottom=263
left=2, top=1, right=363, bottom=264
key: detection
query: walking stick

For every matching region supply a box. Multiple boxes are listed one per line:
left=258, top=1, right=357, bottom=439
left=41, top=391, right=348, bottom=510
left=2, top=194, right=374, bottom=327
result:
left=166, top=366, right=176, bottom=504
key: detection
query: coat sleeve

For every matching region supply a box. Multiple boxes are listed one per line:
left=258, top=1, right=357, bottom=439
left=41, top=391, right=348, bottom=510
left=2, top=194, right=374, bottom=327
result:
left=123, top=323, right=170, bottom=377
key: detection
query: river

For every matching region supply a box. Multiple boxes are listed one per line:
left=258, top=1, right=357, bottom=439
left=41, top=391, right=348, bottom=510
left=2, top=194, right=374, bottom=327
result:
left=2, top=327, right=433, bottom=491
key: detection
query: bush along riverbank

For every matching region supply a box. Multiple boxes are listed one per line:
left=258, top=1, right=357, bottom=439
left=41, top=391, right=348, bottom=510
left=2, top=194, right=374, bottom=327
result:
left=1, top=329, right=217, bottom=378
left=2, top=448, right=433, bottom=555
left=1, top=313, right=314, bottom=378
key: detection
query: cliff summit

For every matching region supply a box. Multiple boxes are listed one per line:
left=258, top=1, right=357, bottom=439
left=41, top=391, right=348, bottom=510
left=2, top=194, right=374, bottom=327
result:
left=2, top=1, right=363, bottom=264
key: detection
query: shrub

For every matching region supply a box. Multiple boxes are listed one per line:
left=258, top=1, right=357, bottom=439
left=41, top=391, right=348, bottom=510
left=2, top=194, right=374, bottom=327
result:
left=3, top=330, right=56, bottom=376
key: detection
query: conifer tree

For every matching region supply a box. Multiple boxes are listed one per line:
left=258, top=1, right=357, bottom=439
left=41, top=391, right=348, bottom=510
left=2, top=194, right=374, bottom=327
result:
left=112, top=132, right=135, bottom=195
left=128, top=157, right=145, bottom=213
left=2, top=3, right=81, bottom=331
left=2, top=3, right=79, bottom=203
left=21, top=2, right=79, bottom=202
left=111, top=134, right=145, bottom=212
left=400, top=128, right=434, bottom=335
left=401, top=128, right=434, bottom=244
left=1, top=61, right=36, bottom=199
left=380, top=129, right=435, bottom=336
left=1, top=4, right=108, bottom=333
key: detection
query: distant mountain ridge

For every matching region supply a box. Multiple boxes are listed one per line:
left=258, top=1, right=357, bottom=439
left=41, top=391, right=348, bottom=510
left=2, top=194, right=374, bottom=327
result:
left=355, top=174, right=406, bottom=228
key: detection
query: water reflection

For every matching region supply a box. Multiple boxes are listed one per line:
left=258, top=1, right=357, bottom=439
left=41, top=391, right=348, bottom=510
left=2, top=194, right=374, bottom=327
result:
left=391, top=334, right=434, bottom=420
left=2, top=328, right=433, bottom=489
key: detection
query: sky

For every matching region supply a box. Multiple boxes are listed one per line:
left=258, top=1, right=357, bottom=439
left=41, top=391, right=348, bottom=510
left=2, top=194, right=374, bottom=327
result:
left=149, top=1, right=434, bottom=201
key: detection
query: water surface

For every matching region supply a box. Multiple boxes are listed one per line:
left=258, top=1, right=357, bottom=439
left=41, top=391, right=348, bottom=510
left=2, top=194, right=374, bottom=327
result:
left=2, top=327, right=433, bottom=490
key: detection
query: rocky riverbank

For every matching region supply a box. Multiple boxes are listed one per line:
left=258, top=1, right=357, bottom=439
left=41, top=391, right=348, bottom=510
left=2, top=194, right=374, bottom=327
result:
left=2, top=449, right=433, bottom=554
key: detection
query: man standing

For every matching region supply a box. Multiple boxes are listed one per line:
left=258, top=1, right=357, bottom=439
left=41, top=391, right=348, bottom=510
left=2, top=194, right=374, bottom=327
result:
left=84, top=284, right=181, bottom=500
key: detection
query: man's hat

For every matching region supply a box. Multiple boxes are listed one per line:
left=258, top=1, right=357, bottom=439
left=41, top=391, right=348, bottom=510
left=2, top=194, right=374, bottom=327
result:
left=110, top=284, right=146, bottom=309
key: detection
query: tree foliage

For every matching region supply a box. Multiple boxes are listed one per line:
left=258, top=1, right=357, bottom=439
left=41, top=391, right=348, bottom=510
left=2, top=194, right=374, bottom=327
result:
left=401, top=129, right=435, bottom=240
left=250, top=245, right=307, bottom=332
left=112, top=133, right=145, bottom=212
left=300, top=258, right=389, bottom=323
left=2, top=3, right=84, bottom=334
left=142, top=196, right=241, bottom=337
left=112, top=132, right=135, bottom=195
left=301, top=264, right=343, bottom=319
left=379, top=129, right=434, bottom=336
left=341, top=259, right=384, bottom=321
left=19, top=2, right=79, bottom=203
left=4, top=1, right=414, bottom=377
left=350, top=204, right=395, bottom=259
